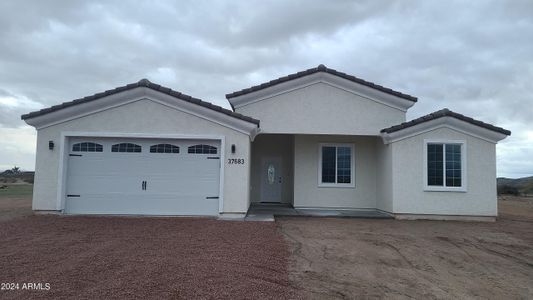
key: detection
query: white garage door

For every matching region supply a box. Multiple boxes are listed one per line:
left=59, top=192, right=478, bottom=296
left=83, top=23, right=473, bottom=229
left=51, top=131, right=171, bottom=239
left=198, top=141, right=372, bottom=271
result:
left=65, top=137, right=221, bottom=215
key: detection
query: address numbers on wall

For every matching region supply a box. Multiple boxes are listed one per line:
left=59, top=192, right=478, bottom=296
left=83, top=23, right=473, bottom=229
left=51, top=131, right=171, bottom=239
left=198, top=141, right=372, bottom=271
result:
left=228, top=158, right=245, bottom=165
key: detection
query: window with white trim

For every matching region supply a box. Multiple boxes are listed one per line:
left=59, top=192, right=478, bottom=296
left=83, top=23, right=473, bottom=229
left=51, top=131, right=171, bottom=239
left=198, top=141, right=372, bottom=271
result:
left=318, top=144, right=355, bottom=187
left=425, top=140, right=466, bottom=191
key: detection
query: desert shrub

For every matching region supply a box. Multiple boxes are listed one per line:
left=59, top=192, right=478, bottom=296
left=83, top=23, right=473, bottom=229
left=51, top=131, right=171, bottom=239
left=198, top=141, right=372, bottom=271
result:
left=497, top=185, right=521, bottom=196
left=0, top=177, right=17, bottom=184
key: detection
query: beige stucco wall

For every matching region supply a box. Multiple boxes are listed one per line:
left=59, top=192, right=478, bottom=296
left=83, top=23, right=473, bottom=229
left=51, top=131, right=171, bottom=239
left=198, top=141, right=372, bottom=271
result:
left=293, top=135, right=378, bottom=209
left=32, top=99, right=252, bottom=214
left=375, top=141, right=393, bottom=212
left=235, top=82, right=406, bottom=135
left=390, top=127, right=498, bottom=216
left=250, top=134, right=294, bottom=204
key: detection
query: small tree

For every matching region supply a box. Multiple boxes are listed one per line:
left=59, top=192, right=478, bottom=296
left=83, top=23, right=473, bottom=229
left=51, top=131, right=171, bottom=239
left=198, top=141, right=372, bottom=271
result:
left=2, top=166, right=21, bottom=176
left=10, top=166, right=20, bottom=174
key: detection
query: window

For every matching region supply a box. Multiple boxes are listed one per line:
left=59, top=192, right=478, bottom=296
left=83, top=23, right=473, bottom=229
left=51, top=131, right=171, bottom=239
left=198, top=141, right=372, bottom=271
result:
left=188, top=144, right=217, bottom=154
left=72, top=142, right=103, bottom=152
left=150, top=144, right=179, bottom=153
left=111, top=143, right=141, bottom=153
left=425, top=140, right=466, bottom=191
left=318, top=144, right=355, bottom=187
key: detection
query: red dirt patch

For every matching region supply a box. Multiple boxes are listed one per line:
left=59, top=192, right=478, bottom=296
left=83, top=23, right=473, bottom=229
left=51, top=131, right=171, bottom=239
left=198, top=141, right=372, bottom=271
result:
left=0, top=216, right=299, bottom=299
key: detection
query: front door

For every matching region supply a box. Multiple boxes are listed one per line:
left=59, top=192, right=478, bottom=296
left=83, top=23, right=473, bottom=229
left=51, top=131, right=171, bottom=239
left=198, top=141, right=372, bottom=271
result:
left=260, top=157, right=282, bottom=202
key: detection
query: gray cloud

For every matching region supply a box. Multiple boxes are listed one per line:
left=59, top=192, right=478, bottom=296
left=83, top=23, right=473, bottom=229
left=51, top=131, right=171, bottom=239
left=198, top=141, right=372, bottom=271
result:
left=0, top=0, right=531, bottom=176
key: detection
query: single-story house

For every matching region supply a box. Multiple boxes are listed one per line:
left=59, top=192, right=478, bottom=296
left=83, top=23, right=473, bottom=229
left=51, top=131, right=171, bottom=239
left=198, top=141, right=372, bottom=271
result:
left=22, top=65, right=511, bottom=220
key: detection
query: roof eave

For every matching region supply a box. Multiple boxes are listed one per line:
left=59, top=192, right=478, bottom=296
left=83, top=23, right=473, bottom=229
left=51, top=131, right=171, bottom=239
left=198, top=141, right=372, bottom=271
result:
left=226, top=65, right=417, bottom=103
left=21, top=79, right=260, bottom=126
left=228, top=71, right=416, bottom=112
left=23, top=86, right=259, bottom=138
left=381, top=116, right=510, bottom=144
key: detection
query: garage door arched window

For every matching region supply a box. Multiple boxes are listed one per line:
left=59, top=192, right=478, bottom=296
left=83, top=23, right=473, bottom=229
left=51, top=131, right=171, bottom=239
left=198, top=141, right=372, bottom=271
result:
left=111, top=143, right=142, bottom=153
left=72, top=142, right=103, bottom=152
left=188, top=144, right=217, bottom=154
left=150, top=144, right=180, bottom=153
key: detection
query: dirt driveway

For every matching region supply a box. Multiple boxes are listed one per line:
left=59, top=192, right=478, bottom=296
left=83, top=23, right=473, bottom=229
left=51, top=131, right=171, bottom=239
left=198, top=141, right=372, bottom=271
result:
left=0, top=216, right=298, bottom=299
left=278, top=197, right=533, bottom=299
left=0, top=187, right=298, bottom=299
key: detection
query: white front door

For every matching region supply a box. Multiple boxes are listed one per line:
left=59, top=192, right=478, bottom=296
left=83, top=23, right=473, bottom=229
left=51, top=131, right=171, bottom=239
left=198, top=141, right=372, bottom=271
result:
left=260, top=157, right=282, bottom=202
left=65, top=137, right=221, bottom=215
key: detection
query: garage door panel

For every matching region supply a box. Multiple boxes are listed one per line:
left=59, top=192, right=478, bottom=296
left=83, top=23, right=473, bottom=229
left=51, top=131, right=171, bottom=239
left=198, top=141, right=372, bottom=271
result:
left=68, top=156, right=146, bottom=176
left=142, top=156, right=218, bottom=168
left=65, top=138, right=221, bottom=215
left=146, top=174, right=220, bottom=195
left=67, top=176, right=143, bottom=195
left=66, top=194, right=219, bottom=215
left=148, top=180, right=219, bottom=195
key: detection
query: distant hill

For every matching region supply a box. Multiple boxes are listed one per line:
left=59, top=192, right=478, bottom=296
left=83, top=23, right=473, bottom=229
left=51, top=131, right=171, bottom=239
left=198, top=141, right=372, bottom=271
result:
left=497, top=176, right=533, bottom=195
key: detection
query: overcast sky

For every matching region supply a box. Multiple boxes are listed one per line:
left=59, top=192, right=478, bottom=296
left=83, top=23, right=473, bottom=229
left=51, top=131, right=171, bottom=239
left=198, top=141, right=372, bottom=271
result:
left=0, top=0, right=532, bottom=178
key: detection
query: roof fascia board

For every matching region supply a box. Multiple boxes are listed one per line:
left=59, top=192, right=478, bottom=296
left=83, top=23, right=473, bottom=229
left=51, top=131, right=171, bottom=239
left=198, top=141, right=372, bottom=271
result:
left=24, top=87, right=258, bottom=137
left=381, top=117, right=508, bottom=144
left=24, top=87, right=146, bottom=128
left=229, top=72, right=415, bottom=111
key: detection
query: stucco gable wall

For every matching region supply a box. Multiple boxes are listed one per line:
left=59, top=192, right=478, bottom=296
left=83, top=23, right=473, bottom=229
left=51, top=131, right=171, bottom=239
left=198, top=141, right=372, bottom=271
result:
left=235, top=82, right=406, bottom=135
left=390, top=127, right=497, bottom=216
left=32, top=99, right=251, bottom=213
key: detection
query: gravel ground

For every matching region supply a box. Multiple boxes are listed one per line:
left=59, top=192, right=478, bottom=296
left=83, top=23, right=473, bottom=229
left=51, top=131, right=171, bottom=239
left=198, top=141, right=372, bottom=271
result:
left=0, top=216, right=299, bottom=299
left=278, top=197, right=533, bottom=299
left=2, top=190, right=532, bottom=299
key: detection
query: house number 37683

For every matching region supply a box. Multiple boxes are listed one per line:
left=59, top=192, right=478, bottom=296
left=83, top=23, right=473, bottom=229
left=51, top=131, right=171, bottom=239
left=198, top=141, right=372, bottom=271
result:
left=228, top=158, right=245, bottom=165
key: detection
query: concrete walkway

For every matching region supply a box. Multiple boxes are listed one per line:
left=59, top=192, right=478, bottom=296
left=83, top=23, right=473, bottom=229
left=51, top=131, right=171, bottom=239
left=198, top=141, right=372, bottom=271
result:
left=245, top=203, right=393, bottom=221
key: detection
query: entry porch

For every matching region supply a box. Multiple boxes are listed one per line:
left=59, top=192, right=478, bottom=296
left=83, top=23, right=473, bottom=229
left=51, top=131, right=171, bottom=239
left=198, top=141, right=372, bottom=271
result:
left=245, top=203, right=393, bottom=221
left=250, top=133, right=389, bottom=211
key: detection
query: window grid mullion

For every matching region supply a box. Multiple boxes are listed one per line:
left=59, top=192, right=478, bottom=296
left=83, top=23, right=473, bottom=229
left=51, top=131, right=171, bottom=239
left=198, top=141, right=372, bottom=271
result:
left=443, top=144, right=447, bottom=187
left=335, top=146, right=338, bottom=184
left=442, top=145, right=445, bottom=187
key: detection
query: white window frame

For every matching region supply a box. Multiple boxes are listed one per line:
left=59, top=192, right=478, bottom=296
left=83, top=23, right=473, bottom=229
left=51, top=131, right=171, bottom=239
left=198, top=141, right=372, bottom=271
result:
left=423, top=139, right=467, bottom=192
left=318, top=143, right=355, bottom=188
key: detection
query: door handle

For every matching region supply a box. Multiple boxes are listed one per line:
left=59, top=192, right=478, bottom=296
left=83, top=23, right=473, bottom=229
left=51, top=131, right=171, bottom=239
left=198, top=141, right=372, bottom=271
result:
left=145, top=181, right=147, bottom=190
left=278, top=177, right=282, bottom=183
left=141, top=181, right=147, bottom=190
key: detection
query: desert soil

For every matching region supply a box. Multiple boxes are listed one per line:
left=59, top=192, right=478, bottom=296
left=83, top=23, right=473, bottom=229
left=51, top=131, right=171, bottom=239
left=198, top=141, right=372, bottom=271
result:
left=278, top=196, right=533, bottom=299
left=0, top=216, right=298, bottom=299
left=1, top=187, right=532, bottom=299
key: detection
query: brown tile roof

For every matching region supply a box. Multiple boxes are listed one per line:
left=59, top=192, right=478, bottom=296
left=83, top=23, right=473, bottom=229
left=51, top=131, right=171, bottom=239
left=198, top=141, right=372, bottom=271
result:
left=225, top=64, right=418, bottom=102
left=381, top=108, right=511, bottom=135
left=21, top=79, right=260, bottom=125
